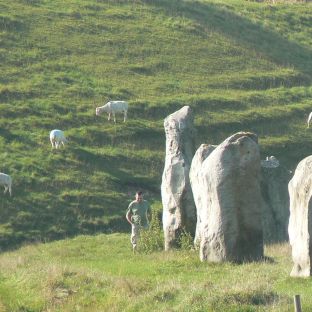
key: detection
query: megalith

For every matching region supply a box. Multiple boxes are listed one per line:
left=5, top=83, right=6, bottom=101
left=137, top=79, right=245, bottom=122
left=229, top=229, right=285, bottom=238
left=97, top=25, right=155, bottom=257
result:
left=198, top=132, right=264, bottom=263
left=189, top=144, right=216, bottom=247
left=161, top=106, right=196, bottom=250
left=288, top=155, right=312, bottom=277
left=260, top=156, right=291, bottom=243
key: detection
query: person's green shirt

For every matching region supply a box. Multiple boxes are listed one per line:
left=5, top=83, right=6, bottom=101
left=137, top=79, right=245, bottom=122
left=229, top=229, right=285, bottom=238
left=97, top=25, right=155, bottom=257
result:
left=127, top=200, right=150, bottom=227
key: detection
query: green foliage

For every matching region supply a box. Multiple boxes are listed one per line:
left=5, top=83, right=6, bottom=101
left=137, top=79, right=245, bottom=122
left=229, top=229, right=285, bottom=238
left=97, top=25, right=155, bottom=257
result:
left=139, top=202, right=164, bottom=253
left=0, top=0, right=312, bottom=251
left=0, top=0, right=311, bottom=310
left=178, top=229, right=194, bottom=251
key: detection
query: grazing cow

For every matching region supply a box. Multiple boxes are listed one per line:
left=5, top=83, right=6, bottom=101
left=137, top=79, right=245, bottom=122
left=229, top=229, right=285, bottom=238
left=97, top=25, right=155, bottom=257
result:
left=0, top=173, right=12, bottom=196
left=96, top=101, right=128, bottom=123
left=307, top=112, right=312, bottom=128
left=50, top=129, right=68, bottom=149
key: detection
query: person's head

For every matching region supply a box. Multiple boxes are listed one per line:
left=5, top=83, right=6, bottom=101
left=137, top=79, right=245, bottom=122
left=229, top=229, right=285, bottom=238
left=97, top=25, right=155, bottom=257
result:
left=135, top=191, right=143, bottom=202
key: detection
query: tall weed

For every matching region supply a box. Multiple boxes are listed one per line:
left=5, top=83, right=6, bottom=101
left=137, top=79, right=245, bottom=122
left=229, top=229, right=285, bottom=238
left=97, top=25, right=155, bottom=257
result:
left=139, top=203, right=164, bottom=253
left=178, top=229, right=194, bottom=251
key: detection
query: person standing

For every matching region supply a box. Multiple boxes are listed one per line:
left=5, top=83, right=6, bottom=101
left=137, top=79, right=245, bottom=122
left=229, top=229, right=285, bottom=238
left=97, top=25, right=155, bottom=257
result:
left=126, top=191, right=151, bottom=252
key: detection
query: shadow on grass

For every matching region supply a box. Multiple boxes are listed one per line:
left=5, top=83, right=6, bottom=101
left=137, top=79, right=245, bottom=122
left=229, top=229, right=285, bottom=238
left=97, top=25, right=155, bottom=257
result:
left=0, top=127, right=22, bottom=142
left=262, top=255, right=275, bottom=264
left=72, top=146, right=160, bottom=190
left=143, top=0, right=312, bottom=79
left=0, top=192, right=130, bottom=253
left=0, top=145, right=160, bottom=252
left=0, top=15, right=25, bottom=32
left=211, top=289, right=282, bottom=308
left=0, top=218, right=129, bottom=253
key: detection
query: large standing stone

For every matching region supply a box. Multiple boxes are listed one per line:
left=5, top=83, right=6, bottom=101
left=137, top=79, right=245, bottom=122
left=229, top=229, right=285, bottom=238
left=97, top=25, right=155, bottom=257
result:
left=198, top=132, right=264, bottom=263
left=161, top=106, right=196, bottom=250
left=288, top=155, right=312, bottom=277
left=189, top=144, right=216, bottom=247
left=261, top=156, right=291, bottom=243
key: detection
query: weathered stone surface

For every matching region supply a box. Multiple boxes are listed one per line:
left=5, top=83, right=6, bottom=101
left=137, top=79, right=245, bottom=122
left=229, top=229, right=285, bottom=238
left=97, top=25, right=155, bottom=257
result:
left=260, top=157, right=291, bottom=243
left=288, top=155, right=312, bottom=277
left=161, top=106, right=196, bottom=250
left=189, top=144, right=216, bottom=247
left=198, top=132, right=264, bottom=263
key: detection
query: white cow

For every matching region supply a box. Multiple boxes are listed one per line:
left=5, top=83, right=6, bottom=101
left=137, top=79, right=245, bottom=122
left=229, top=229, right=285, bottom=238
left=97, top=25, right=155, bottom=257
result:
left=0, top=173, right=12, bottom=196
left=307, top=112, right=312, bottom=128
left=96, top=101, right=128, bottom=123
left=50, top=129, right=68, bottom=149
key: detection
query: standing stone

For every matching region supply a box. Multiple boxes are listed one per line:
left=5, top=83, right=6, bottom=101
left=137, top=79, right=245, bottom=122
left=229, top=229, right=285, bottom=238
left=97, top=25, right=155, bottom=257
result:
left=199, top=132, right=264, bottom=263
left=161, top=106, right=196, bottom=250
left=189, top=144, right=216, bottom=247
left=288, top=155, right=312, bottom=277
left=261, top=156, right=291, bottom=243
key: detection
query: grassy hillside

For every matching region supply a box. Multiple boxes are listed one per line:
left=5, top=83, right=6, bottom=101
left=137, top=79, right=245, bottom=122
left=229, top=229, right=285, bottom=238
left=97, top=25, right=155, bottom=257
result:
left=0, top=234, right=312, bottom=311
left=0, top=0, right=312, bottom=247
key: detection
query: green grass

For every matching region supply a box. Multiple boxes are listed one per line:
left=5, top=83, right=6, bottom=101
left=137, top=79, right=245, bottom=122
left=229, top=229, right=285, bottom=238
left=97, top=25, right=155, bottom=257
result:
left=0, top=0, right=312, bottom=308
left=0, top=234, right=311, bottom=311
left=1, top=0, right=311, bottom=247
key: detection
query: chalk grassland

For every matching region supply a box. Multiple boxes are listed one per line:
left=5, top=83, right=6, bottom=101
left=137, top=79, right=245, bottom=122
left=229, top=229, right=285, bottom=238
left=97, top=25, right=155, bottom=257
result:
left=0, top=0, right=311, bottom=310
left=0, top=233, right=312, bottom=312
left=0, top=0, right=312, bottom=248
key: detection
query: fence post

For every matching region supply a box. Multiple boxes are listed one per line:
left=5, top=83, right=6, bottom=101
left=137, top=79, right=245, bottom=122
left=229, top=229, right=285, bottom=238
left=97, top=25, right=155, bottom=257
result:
left=294, top=295, right=302, bottom=312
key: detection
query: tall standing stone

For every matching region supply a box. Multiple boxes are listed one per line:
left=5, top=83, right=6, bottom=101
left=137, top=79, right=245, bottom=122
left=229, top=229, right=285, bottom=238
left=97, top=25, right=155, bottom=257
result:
left=161, top=106, right=196, bottom=250
left=189, top=144, right=216, bottom=247
left=261, top=157, right=291, bottom=243
left=198, top=132, right=264, bottom=263
left=288, top=155, right=312, bottom=277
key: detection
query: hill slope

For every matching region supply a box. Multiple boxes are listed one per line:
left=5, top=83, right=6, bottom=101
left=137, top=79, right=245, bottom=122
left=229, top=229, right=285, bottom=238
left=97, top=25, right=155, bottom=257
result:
left=0, top=0, right=312, bottom=247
